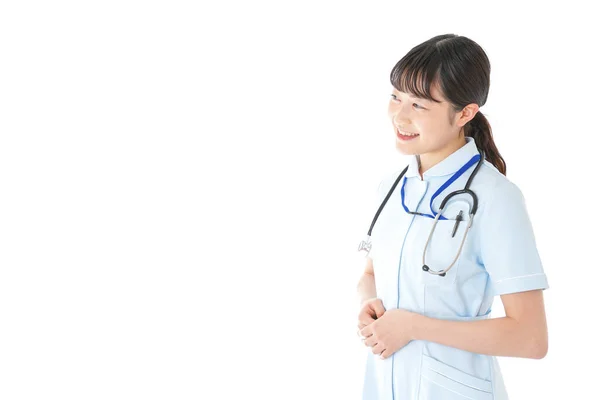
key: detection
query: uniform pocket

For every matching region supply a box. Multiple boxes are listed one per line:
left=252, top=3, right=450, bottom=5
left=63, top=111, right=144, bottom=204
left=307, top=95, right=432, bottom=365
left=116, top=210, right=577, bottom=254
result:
left=415, top=215, right=470, bottom=287
left=418, top=353, right=493, bottom=400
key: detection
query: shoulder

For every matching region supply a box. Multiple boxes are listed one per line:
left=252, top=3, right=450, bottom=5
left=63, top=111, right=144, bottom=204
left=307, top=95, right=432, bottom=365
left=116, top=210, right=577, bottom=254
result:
left=473, top=161, right=532, bottom=228
left=476, top=160, right=525, bottom=206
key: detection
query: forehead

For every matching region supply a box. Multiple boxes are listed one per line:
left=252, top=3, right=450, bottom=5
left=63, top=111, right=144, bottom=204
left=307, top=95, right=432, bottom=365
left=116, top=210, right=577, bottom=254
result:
left=393, top=81, right=445, bottom=104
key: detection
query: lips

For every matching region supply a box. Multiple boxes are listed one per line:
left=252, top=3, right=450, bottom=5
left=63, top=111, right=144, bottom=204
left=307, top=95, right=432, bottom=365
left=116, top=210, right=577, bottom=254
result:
left=396, top=129, right=419, bottom=142
left=397, top=128, right=419, bottom=136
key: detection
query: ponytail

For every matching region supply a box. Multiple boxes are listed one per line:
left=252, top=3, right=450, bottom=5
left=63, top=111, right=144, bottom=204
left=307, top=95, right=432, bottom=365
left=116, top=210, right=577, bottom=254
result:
left=465, top=111, right=506, bottom=176
left=389, top=34, right=507, bottom=175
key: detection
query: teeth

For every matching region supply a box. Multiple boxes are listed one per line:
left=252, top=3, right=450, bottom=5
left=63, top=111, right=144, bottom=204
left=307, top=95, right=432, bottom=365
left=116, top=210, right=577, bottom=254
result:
left=398, top=129, right=419, bottom=137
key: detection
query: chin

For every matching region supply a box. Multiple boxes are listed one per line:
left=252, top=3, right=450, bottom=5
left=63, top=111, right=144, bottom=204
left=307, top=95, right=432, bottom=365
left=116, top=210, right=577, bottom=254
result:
left=395, top=142, right=419, bottom=156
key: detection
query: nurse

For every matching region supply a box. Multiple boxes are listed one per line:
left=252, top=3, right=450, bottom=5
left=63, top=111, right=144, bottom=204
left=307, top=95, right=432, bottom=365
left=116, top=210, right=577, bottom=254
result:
left=356, top=34, right=549, bottom=400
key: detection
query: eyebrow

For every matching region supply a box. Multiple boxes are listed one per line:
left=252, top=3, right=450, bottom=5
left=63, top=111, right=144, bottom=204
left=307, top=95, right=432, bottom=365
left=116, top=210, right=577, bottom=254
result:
left=392, top=90, right=430, bottom=102
left=393, top=90, right=444, bottom=104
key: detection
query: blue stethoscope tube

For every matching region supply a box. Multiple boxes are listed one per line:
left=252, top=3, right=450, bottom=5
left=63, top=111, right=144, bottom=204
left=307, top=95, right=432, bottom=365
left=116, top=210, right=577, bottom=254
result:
left=358, top=148, right=485, bottom=276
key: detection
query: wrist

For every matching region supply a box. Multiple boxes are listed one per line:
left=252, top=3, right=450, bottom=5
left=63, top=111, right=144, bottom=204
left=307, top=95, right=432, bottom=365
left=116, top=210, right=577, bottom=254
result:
left=410, top=312, right=425, bottom=340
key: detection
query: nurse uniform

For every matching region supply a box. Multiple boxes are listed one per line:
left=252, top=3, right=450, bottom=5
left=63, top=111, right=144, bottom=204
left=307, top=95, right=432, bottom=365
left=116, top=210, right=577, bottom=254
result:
left=361, top=136, right=549, bottom=400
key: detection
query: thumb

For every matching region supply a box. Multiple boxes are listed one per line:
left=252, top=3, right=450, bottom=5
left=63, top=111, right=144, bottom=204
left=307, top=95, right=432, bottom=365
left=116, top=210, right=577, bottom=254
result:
left=372, top=300, right=386, bottom=319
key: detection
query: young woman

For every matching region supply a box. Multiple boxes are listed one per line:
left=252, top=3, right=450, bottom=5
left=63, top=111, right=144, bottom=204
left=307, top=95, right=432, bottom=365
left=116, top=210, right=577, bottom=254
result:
left=355, top=34, right=549, bottom=400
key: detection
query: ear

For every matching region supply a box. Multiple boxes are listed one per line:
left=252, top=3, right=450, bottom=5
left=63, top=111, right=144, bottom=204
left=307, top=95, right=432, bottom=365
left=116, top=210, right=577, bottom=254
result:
left=456, top=103, right=480, bottom=127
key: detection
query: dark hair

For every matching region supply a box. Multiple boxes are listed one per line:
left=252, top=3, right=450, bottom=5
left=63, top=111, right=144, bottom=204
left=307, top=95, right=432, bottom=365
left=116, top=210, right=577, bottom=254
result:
left=389, top=34, right=507, bottom=176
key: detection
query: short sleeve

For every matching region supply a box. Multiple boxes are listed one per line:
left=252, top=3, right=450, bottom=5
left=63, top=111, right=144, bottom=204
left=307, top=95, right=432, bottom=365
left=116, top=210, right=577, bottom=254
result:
left=479, top=180, right=549, bottom=296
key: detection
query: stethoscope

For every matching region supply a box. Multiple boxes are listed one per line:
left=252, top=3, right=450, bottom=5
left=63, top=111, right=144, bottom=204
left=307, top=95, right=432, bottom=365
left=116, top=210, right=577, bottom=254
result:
left=358, top=148, right=485, bottom=277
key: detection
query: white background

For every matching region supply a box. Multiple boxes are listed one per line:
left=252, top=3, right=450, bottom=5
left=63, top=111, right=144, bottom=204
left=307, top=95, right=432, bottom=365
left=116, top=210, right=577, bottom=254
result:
left=1, top=1, right=598, bottom=399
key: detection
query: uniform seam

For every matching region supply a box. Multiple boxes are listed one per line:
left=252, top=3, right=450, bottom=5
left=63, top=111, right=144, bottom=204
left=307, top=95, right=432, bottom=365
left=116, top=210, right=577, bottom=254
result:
left=393, top=214, right=415, bottom=400
left=416, top=350, right=424, bottom=398
left=488, top=355, right=495, bottom=400
left=417, top=232, right=427, bottom=398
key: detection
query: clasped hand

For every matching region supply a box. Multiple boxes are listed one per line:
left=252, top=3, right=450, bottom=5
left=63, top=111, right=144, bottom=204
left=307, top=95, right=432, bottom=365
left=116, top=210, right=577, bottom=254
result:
left=357, top=298, right=417, bottom=359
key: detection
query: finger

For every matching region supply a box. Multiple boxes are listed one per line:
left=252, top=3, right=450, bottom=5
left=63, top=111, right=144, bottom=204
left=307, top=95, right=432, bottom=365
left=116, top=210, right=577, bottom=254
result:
left=357, top=327, right=369, bottom=340
left=379, top=348, right=389, bottom=359
left=373, top=300, right=386, bottom=319
left=359, top=326, right=372, bottom=339
left=364, top=334, right=377, bottom=348
left=371, top=342, right=384, bottom=355
left=358, top=315, right=375, bottom=328
left=358, top=309, right=377, bottom=322
left=365, top=306, right=378, bottom=319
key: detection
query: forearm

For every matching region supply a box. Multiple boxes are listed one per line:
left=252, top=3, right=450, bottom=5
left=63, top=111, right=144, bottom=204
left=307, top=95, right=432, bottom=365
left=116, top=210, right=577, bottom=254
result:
left=412, top=314, right=545, bottom=359
left=356, top=272, right=377, bottom=305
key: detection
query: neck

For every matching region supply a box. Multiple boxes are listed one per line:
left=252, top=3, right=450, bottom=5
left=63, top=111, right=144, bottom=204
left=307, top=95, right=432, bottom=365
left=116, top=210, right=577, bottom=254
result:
left=417, top=135, right=467, bottom=179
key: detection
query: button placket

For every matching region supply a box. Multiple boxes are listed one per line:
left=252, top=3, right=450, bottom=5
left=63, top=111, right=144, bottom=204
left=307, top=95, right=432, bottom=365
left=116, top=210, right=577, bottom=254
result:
left=396, top=178, right=429, bottom=303
left=408, top=179, right=429, bottom=212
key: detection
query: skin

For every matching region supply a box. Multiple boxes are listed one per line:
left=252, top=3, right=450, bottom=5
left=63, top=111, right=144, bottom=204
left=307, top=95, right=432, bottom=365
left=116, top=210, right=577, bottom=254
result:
left=355, top=82, right=548, bottom=360
left=389, top=81, right=478, bottom=179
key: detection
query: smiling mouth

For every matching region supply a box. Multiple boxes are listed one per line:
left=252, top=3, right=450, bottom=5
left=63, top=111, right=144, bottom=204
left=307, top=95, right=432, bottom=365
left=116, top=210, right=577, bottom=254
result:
left=397, top=128, right=420, bottom=137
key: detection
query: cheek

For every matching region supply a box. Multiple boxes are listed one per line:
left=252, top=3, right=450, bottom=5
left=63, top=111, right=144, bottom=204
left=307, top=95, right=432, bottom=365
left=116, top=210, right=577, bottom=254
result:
left=413, top=119, right=428, bottom=135
left=420, top=117, right=447, bottom=137
left=387, top=106, right=395, bottom=120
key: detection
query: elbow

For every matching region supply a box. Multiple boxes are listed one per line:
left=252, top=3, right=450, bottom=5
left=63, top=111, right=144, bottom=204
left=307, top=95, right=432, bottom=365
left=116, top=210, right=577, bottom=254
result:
left=532, top=342, right=548, bottom=360
left=529, top=338, right=548, bottom=359
left=517, top=319, right=548, bottom=359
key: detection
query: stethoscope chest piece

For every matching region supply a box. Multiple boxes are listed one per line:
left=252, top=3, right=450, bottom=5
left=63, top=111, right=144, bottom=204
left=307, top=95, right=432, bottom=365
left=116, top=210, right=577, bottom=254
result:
left=358, top=147, right=484, bottom=275
left=422, top=264, right=446, bottom=276
left=357, top=235, right=372, bottom=256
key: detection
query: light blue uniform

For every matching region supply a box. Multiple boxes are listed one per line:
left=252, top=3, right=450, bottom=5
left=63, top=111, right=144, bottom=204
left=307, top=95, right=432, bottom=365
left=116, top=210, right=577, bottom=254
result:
left=361, top=136, right=549, bottom=400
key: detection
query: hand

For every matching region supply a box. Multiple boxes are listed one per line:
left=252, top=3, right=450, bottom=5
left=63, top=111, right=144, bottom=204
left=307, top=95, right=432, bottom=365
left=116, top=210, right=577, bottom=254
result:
left=357, top=297, right=386, bottom=330
left=359, top=308, right=417, bottom=360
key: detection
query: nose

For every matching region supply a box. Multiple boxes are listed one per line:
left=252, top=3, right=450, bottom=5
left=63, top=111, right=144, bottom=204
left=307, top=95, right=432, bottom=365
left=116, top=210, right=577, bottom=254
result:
left=392, top=113, right=411, bottom=128
left=390, top=102, right=412, bottom=126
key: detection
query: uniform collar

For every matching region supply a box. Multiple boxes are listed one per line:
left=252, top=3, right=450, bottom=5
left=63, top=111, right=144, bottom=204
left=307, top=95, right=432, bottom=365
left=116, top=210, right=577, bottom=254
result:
left=405, top=136, right=480, bottom=179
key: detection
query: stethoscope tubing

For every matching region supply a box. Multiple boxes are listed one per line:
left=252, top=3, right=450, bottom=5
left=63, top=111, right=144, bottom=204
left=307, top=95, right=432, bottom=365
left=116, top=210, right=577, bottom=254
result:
left=359, top=147, right=486, bottom=277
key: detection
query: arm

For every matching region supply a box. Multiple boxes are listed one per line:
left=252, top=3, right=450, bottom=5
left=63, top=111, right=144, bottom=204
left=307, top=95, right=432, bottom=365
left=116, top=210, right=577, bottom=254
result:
left=411, top=289, right=548, bottom=359
left=357, top=256, right=377, bottom=306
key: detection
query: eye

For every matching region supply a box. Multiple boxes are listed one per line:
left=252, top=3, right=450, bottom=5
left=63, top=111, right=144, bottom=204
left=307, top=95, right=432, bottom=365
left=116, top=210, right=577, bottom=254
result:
left=390, top=94, right=425, bottom=110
